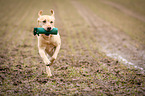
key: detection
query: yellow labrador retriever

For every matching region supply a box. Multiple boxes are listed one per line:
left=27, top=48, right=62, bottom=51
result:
left=37, top=10, right=61, bottom=76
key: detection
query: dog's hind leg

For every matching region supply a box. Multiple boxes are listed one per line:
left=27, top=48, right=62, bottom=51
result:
left=45, top=46, right=55, bottom=66
left=38, top=47, right=51, bottom=65
left=44, top=50, right=53, bottom=76
left=38, top=47, right=52, bottom=76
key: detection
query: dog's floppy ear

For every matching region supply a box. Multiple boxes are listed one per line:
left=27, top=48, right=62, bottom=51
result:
left=38, top=10, right=43, bottom=17
left=50, top=9, right=54, bottom=17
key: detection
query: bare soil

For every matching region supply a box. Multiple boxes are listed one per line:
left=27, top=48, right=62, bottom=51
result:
left=0, top=0, right=145, bottom=95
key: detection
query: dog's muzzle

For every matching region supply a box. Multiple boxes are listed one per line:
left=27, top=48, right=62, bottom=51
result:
left=47, top=27, right=51, bottom=31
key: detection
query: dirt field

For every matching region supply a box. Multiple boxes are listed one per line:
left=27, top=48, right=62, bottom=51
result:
left=0, top=0, right=145, bottom=95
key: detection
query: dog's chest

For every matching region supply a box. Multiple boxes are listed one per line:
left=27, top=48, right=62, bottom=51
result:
left=40, top=34, right=60, bottom=46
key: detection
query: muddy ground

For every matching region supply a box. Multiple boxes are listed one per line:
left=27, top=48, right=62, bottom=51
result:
left=0, top=0, right=145, bottom=95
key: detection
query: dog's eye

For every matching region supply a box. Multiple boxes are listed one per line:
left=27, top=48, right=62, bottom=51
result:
left=43, top=20, right=46, bottom=23
left=50, top=21, right=53, bottom=23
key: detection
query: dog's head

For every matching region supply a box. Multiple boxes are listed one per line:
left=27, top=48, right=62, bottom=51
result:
left=37, top=10, right=55, bottom=31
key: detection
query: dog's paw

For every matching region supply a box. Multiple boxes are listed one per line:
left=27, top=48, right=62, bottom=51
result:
left=47, top=73, right=52, bottom=77
left=46, top=64, right=50, bottom=66
left=45, top=60, right=51, bottom=66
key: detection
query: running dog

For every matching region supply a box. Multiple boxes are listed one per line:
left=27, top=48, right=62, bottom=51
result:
left=37, top=10, right=61, bottom=76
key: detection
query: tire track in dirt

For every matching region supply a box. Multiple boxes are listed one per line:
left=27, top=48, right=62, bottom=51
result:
left=71, top=0, right=145, bottom=70
left=101, top=0, right=145, bottom=23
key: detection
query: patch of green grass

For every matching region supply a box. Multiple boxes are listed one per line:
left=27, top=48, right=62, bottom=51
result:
left=67, top=66, right=81, bottom=77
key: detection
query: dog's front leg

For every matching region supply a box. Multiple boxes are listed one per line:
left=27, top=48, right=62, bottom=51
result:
left=50, top=44, right=61, bottom=63
left=39, top=47, right=52, bottom=76
left=39, top=47, right=51, bottom=65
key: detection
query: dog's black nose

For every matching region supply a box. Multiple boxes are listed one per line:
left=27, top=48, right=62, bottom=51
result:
left=47, top=27, right=51, bottom=31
